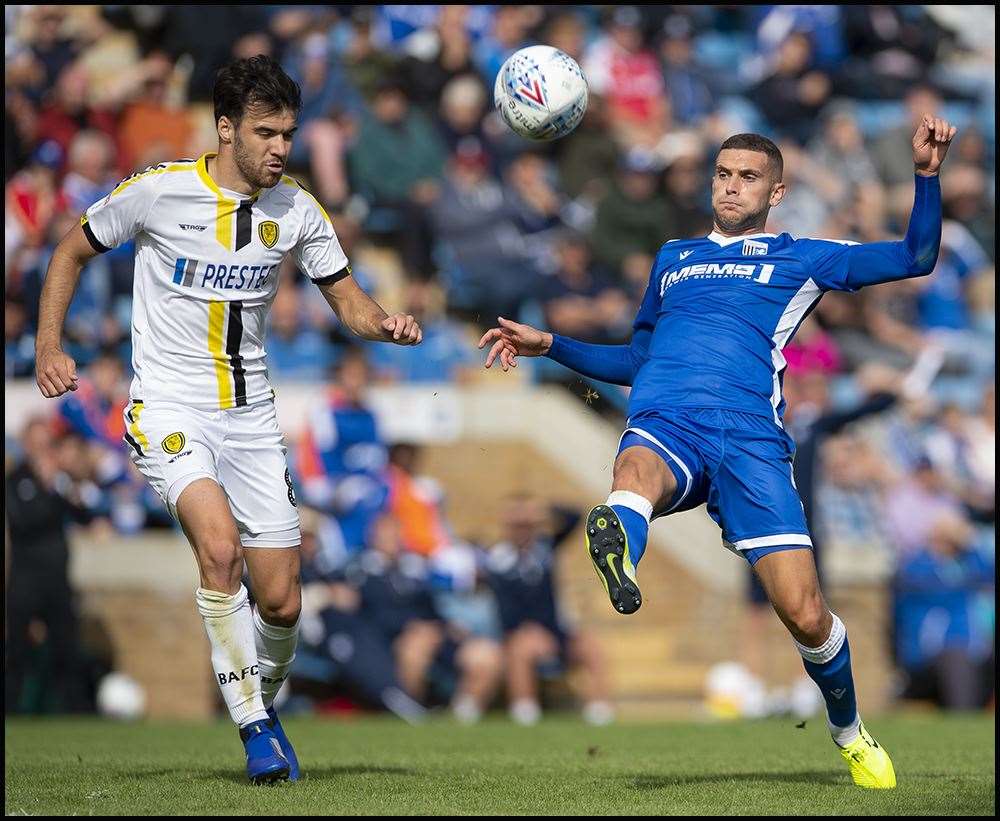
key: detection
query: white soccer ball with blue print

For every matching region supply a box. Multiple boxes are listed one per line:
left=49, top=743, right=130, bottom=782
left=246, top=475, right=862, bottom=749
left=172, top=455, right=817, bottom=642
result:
left=494, top=45, right=588, bottom=141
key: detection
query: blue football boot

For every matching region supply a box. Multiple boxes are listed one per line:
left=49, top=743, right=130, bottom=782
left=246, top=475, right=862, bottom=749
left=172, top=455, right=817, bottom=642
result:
left=266, top=705, right=300, bottom=781
left=239, top=719, right=289, bottom=784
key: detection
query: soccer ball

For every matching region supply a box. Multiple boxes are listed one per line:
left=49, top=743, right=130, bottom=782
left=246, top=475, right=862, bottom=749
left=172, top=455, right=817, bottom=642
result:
left=96, top=672, right=147, bottom=720
left=494, top=45, right=588, bottom=141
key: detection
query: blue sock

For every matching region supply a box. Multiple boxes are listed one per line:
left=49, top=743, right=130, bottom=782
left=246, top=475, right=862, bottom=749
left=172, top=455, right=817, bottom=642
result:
left=606, top=491, right=652, bottom=569
left=797, top=614, right=859, bottom=735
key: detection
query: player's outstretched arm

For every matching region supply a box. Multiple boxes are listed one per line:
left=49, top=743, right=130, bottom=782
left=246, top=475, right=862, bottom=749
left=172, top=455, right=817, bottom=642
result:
left=818, top=115, right=956, bottom=292
left=478, top=317, right=637, bottom=385
left=317, top=275, right=422, bottom=345
left=35, top=222, right=102, bottom=397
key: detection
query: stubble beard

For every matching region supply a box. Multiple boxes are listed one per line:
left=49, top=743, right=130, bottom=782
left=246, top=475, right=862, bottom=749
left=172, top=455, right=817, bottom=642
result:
left=232, top=134, right=278, bottom=191
left=713, top=203, right=768, bottom=234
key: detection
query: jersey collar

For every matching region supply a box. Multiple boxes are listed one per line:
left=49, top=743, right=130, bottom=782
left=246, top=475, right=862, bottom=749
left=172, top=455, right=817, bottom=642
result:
left=196, top=153, right=261, bottom=202
left=706, top=231, right=777, bottom=247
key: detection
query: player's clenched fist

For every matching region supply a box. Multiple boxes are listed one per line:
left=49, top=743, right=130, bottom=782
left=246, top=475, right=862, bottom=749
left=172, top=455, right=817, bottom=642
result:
left=381, top=313, right=422, bottom=345
left=36, top=346, right=79, bottom=397
left=912, top=114, right=957, bottom=177
left=478, top=316, right=553, bottom=372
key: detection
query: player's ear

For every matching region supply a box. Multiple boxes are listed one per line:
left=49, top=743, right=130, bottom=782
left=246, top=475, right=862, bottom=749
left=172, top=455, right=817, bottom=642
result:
left=769, top=180, right=785, bottom=208
left=218, top=116, right=234, bottom=145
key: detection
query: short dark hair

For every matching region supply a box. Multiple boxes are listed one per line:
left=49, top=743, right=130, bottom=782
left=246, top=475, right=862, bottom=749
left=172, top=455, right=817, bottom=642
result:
left=719, top=133, right=783, bottom=180
left=213, top=55, right=301, bottom=125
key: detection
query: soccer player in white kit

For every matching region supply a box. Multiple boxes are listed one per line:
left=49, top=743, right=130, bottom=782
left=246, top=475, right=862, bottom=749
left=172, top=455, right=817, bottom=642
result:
left=34, top=55, right=423, bottom=784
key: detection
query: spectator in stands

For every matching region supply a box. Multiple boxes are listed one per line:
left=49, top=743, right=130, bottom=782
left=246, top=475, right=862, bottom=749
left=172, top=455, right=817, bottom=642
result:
left=431, top=137, right=536, bottom=320
left=942, top=161, right=995, bottom=265
left=294, top=509, right=427, bottom=723
left=347, top=514, right=503, bottom=718
left=402, top=6, right=483, bottom=113
left=557, top=94, right=620, bottom=208
left=749, top=32, right=831, bottom=145
left=281, top=30, right=361, bottom=209
left=658, top=15, right=715, bottom=126
left=296, top=348, right=390, bottom=566
left=117, top=52, right=194, bottom=173
left=437, top=74, right=499, bottom=171
left=783, top=316, right=843, bottom=377
left=816, top=432, right=896, bottom=554
left=583, top=7, right=668, bottom=145
left=540, top=232, right=631, bottom=345
left=60, top=130, right=116, bottom=215
left=806, top=104, right=882, bottom=210
left=340, top=6, right=399, bottom=104
left=5, top=421, right=97, bottom=713
left=590, top=149, right=675, bottom=278
left=884, top=455, right=965, bottom=557
left=485, top=495, right=614, bottom=726
left=36, top=61, right=119, bottom=167
left=893, top=510, right=994, bottom=709
left=348, top=77, right=446, bottom=278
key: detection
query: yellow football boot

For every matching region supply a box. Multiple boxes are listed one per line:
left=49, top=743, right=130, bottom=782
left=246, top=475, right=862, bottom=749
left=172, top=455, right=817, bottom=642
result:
left=838, top=722, right=896, bottom=789
left=585, top=505, right=642, bottom=614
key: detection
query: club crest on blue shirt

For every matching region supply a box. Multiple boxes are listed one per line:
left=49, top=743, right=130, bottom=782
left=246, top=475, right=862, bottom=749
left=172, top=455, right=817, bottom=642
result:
left=743, top=239, right=767, bottom=257
left=742, top=239, right=769, bottom=256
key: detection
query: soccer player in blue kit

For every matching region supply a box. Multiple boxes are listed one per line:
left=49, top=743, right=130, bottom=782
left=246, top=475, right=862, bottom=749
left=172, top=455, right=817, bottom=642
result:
left=479, top=115, right=957, bottom=788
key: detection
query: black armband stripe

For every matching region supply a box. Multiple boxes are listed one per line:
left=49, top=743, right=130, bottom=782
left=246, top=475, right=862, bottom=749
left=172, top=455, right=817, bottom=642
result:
left=81, top=219, right=110, bottom=254
left=313, top=266, right=352, bottom=286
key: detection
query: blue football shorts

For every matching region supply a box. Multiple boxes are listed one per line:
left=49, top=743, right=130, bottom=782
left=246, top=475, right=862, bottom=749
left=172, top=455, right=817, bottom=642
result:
left=616, top=408, right=812, bottom=566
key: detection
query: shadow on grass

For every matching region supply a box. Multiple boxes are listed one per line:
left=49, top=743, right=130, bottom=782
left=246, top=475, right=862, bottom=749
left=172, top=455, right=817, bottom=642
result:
left=628, top=770, right=845, bottom=790
left=196, top=764, right=420, bottom=784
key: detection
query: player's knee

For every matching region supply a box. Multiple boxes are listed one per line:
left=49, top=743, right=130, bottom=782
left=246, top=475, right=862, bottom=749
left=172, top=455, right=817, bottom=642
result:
left=256, top=596, right=301, bottom=627
left=197, top=539, right=243, bottom=590
left=784, top=597, right=830, bottom=645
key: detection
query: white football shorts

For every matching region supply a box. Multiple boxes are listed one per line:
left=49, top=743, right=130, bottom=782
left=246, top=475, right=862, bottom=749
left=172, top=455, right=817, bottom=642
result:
left=123, top=399, right=300, bottom=547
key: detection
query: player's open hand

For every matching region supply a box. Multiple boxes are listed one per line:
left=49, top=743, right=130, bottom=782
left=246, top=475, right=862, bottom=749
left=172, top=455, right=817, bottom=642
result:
left=36, top=346, right=79, bottom=397
left=381, top=313, right=422, bottom=345
left=478, top=316, right=552, bottom=372
left=912, top=115, right=957, bottom=176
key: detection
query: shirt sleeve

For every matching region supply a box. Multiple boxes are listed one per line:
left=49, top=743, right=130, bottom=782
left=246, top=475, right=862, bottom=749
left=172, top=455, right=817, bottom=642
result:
left=293, top=191, right=351, bottom=284
left=798, top=174, right=942, bottom=292
left=82, top=172, right=160, bottom=252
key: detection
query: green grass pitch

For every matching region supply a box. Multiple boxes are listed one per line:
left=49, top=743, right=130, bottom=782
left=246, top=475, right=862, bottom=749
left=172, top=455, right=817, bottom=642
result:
left=5, top=713, right=994, bottom=815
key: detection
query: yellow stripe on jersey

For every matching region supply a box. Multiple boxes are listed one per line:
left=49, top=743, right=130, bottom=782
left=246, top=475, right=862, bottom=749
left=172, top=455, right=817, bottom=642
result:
left=281, top=175, right=332, bottom=224
left=208, top=301, right=234, bottom=409
left=196, top=154, right=238, bottom=251
left=108, top=161, right=196, bottom=198
left=129, top=402, right=150, bottom=451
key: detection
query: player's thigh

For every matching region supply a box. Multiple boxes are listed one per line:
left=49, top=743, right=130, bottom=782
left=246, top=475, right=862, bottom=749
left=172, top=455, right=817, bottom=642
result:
left=613, top=445, right=677, bottom=511
left=709, top=431, right=812, bottom=558
left=175, top=478, right=246, bottom=588
left=124, top=400, right=224, bottom=522
left=217, top=402, right=301, bottom=550
left=616, top=417, right=709, bottom=515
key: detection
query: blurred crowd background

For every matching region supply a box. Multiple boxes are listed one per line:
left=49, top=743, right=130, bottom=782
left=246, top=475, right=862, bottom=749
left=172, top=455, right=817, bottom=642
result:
left=5, top=5, right=994, bottom=720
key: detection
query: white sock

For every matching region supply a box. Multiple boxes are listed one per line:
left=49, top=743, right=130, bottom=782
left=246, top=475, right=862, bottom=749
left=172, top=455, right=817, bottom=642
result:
left=196, top=585, right=268, bottom=728
left=252, top=605, right=299, bottom=709
left=605, top=490, right=653, bottom=522
left=829, top=713, right=862, bottom=747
